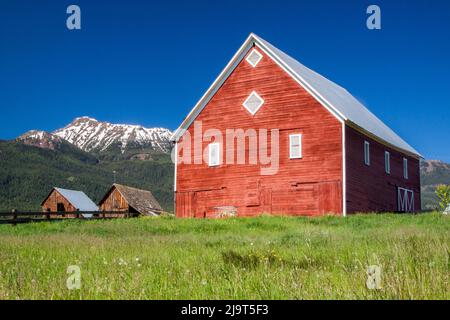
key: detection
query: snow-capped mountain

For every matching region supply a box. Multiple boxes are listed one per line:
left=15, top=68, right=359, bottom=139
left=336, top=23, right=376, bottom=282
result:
left=16, top=130, right=64, bottom=150
left=53, top=117, right=173, bottom=154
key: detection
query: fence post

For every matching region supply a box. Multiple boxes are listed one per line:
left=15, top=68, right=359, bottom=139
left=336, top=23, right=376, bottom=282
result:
left=46, top=209, right=50, bottom=220
left=12, top=209, right=17, bottom=226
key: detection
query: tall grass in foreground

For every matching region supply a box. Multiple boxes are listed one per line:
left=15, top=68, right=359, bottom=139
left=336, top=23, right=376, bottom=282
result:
left=0, top=213, right=448, bottom=300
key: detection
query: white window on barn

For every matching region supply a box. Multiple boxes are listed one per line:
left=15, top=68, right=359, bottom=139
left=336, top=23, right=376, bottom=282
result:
left=246, top=49, right=263, bottom=67
left=403, top=157, right=408, bottom=179
left=385, top=151, right=390, bottom=174
left=208, top=143, right=220, bottom=167
left=243, top=91, right=264, bottom=115
left=289, top=134, right=302, bottom=159
left=364, top=141, right=370, bottom=166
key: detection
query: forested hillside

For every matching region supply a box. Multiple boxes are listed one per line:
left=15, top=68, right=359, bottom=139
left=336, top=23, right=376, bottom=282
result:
left=420, top=160, right=450, bottom=210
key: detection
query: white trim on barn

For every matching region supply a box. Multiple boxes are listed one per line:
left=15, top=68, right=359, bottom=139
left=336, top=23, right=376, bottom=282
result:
left=173, top=141, right=178, bottom=192
left=342, top=122, right=347, bottom=217
left=289, top=134, right=302, bottom=159
left=403, top=158, right=409, bottom=179
left=397, top=187, right=414, bottom=212
left=246, top=48, right=263, bottom=67
left=208, top=142, right=220, bottom=167
left=385, top=151, right=391, bottom=174
left=242, top=91, right=265, bottom=115
left=364, top=141, right=370, bottom=166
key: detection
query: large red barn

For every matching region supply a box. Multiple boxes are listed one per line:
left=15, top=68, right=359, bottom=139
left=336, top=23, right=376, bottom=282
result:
left=171, top=34, right=421, bottom=217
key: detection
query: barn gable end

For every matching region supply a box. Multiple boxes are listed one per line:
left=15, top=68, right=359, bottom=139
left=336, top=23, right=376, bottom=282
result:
left=175, top=40, right=344, bottom=217
left=98, top=184, right=163, bottom=216
left=41, top=187, right=98, bottom=218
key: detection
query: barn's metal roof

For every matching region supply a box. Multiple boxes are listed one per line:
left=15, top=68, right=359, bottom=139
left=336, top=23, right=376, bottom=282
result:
left=54, top=187, right=98, bottom=211
left=171, top=33, right=421, bottom=158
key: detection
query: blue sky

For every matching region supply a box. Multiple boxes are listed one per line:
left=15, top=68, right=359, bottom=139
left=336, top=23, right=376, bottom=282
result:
left=0, top=0, right=449, bottom=161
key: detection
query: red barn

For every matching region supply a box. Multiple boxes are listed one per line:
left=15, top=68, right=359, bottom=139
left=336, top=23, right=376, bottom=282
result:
left=171, top=34, right=421, bottom=217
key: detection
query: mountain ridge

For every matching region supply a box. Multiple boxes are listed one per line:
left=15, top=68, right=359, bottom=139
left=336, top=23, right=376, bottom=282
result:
left=53, top=117, right=173, bottom=154
left=17, top=130, right=64, bottom=151
left=17, top=117, right=173, bottom=157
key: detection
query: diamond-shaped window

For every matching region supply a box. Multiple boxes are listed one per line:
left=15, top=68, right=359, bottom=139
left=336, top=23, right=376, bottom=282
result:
left=243, top=91, right=264, bottom=115
left=246, top=49, right=263, bottom=67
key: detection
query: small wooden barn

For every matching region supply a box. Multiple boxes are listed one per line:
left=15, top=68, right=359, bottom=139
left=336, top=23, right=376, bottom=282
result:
left=41, top=187, right=98, bottom=218
left=98, top=184, right=163, bottom=217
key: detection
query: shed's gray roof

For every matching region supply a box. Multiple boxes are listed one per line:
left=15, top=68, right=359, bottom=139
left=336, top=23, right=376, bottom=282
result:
left=54, top=187, right=98, bottom=211
left=171, top=33, right=421, bottom=157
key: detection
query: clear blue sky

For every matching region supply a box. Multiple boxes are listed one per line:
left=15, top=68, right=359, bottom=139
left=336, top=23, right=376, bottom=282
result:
left=0, top=0, right=449, bottom=161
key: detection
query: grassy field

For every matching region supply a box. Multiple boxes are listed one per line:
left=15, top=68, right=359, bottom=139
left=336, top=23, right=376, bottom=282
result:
left=0, top=213, right=448, bottom=300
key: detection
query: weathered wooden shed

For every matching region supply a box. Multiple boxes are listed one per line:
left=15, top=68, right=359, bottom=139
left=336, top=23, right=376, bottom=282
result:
left=98, top=184, right=163, bottom=217
left=41, top=187, right=98, bottom=218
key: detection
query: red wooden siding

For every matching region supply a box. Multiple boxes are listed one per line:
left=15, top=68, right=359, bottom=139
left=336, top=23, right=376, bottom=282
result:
left=175, top=45, right=343, bottom=217
left=345, top=125, right=421, bottom=213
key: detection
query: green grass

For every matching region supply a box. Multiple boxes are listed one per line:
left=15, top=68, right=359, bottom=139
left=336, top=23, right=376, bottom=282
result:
left=0, top=213, right=448, bottom=300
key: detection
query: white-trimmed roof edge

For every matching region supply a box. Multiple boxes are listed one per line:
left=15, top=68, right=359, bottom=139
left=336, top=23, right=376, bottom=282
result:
left=171, top=33, right=421, bottom=158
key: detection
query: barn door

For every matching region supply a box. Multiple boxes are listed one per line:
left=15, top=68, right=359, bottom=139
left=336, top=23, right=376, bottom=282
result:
left=194, top=191, right=208, bottom=218
left=176, top=192, right=195, bottom=218
left=260, top=188, right=272, bottom=214
left=318, top=181, right=342, bottom=215
left=397, top=187, right=414, bottom=212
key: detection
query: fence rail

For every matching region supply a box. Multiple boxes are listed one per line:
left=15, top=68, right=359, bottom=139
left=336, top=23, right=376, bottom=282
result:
left=0, top=210, right=132, bottom=225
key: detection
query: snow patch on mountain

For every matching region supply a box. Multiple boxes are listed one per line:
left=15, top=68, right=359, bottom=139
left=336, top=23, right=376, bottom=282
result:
left=53, top=117, right=173, bottom=153
left=17, top=130, right=64, bottom=150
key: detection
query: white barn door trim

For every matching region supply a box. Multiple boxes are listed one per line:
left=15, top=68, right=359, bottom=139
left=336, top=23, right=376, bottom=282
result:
left=397, top=187, right=414, bottom=212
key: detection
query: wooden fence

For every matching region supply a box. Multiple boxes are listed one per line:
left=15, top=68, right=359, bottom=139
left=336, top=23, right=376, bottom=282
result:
left=0, top=210, right=133, bottom=225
